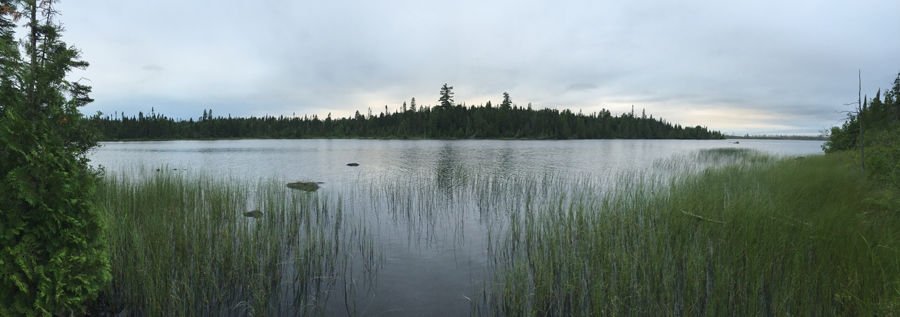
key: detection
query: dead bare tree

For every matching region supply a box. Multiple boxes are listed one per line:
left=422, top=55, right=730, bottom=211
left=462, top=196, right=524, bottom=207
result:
left=840, top=70, right=866, bottom=171
left=858, top=71, right=866, bottom=171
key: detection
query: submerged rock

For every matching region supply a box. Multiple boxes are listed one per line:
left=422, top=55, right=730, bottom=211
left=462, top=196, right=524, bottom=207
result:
left=286, top=181, right=320, bottom=191
left=347, top=163, right=360, bottom=166
left=243, top=210, right=263, bottom=218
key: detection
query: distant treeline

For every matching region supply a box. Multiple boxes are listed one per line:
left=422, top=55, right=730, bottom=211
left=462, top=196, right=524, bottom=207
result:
left=90, top=87, right=723, bottom=141
left=725, top=134, right=828, bottom=141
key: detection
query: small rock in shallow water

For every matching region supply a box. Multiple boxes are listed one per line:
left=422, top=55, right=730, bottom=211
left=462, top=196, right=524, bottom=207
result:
left=286, top=181, right=320, bottom=191
left=243, top=210, right=263, bottom=218
left=347, top=163, right=360, bottom=166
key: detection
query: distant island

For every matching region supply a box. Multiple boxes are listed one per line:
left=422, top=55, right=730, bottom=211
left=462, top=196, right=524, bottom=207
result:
left=724, top=134, right=828, bottom=141
left=90, top=86, right=724, bottom=141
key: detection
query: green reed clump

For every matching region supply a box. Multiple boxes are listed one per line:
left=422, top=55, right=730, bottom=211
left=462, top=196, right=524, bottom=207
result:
left=93, top=168, right=361, bottom=316
left=485, top=151, right=900, bottom=316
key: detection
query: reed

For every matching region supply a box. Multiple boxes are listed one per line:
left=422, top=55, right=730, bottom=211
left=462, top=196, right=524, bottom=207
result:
left=91, top=149, right=900, bottom=315
left=482, top=150, right=900, bottom=315
left=93, top=168, right=372, bottom=316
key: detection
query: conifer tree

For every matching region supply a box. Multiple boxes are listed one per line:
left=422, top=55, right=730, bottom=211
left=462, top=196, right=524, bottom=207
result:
left=500, top=92, right=512, bottom=110
left=892, top=73, right=900, bottom=123
left=439, top=83, right=454, bottom=108
left=0, top=1, right=19, bottom=119
left=0, top=1, right=110, bottom=315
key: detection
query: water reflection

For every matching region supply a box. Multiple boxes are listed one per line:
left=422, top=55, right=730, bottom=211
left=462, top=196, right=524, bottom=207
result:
left=436, top=143, right=461, bottom=191
left=89, top=139, right=825, bottom=316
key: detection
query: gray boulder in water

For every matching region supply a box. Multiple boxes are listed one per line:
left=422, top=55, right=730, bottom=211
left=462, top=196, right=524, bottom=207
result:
left=286, top=181, right=320, bottom=191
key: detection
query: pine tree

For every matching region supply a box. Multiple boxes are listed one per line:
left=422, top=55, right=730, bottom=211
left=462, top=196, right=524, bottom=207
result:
left=439, top=83, right=454, bottom=108
left=0, top=1, right=19, bottom=119
left=0, top=1, right=110, bottom=315
left=892, top=73, right=900, bottom=123
left=500, top=92, right=512, bottom=110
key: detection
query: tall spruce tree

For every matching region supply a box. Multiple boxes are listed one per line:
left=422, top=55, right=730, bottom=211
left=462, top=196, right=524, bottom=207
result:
left=0, top=1, right=19, bottom=119
left=500, top=92, right=512, bottom=110
left=886, top=85, right=896, bottom=120
left=0, top=1, right=110, bottom=315
left=439, top=83, right=454, bottom=108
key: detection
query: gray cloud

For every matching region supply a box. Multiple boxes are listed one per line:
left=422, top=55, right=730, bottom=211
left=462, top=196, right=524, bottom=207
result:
left=57, top=0, right=900, bottom=135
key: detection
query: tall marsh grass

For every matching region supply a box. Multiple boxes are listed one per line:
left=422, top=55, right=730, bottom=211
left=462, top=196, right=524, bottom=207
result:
left=90, top=149, right=899, bottom=315
left=94, top=168, right=374, bottom=316
left=482, top=150, right=900, bottom=315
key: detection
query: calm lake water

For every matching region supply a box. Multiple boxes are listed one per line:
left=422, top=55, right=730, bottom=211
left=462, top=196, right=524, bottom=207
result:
left=90, top=139, right=823, bottom=183
left=89, top=139, right=824, bottom=316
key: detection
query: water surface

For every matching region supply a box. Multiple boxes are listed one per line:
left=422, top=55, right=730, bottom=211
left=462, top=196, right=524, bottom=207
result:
left=89, top=139, right=824, bottom=316
left=91, top=139, right=821, bottom=182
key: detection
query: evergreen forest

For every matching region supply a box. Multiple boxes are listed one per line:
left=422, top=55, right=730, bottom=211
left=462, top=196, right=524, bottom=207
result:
left=90, top=88, right=723, bottom=140
left=824, top=71, right=900, bottom=190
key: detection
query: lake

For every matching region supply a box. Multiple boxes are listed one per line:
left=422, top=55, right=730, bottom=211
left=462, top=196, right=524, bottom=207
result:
left=89, top=139, right=825, bottom=316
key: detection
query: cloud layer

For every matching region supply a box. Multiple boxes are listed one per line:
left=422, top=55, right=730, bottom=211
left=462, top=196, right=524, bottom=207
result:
left=57, top=0, right=900, bottom=135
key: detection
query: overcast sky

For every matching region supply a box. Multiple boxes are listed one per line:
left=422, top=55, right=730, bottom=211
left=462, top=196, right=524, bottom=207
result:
left=55, top=0, right=899, bottom=135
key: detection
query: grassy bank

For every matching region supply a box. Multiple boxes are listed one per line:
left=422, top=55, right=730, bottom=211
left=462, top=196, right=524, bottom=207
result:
left=483, top=150, right=900, bottom=315
left=92, top=169, right=374, bottom=316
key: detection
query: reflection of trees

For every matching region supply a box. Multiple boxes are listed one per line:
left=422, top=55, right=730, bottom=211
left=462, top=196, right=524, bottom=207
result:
left=436, top=143, right=465, bottom=192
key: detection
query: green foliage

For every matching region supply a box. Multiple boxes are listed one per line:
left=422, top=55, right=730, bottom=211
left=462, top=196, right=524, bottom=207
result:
left=485, top=152, right=900, bottom=315
left=825, top=72, right=900, bottom=192
left=823, top=122, right=858, bottom=153
left=90, top=90, right=724, bottom=141
left=826, top=72, right=900, bottom=153
left=855, top=125, right=900, bottom=191
left=0, top=1, right=110, bottom=315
